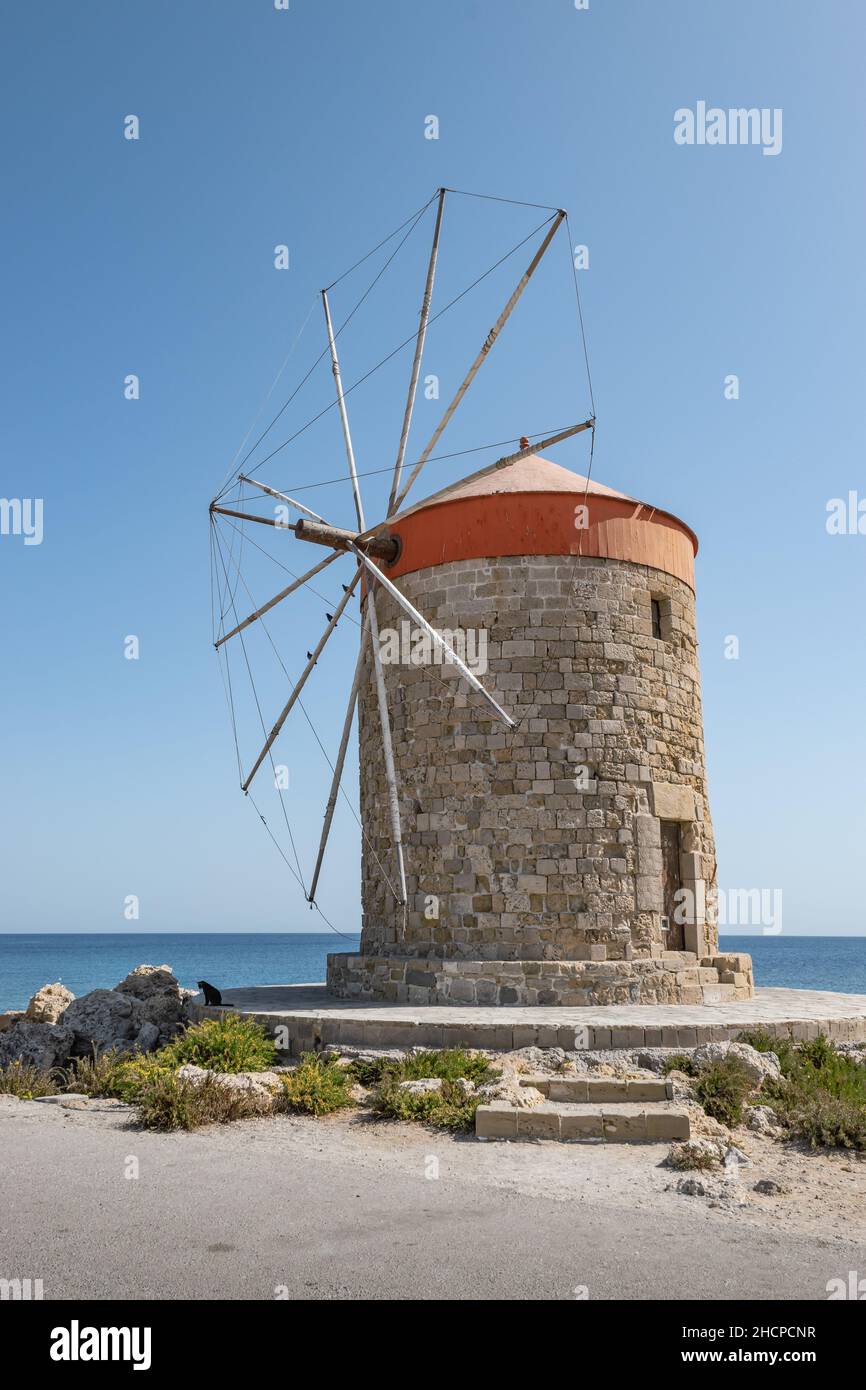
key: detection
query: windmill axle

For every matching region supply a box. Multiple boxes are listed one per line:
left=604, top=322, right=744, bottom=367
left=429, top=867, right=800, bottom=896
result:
left=294, top=517, right=399, bottom=564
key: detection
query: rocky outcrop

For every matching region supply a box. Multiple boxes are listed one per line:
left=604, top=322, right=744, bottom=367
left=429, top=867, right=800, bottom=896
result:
left=60, top=990, right=145, bottom=1054
left=0, top=1011, right=24, bottom=1034
left=113, top=966, right=186, bottom=1043
left=0, top=1020, right=75, bottom=1071
left=115, top=965, right=176, bottom=1000
left=25, top=982, right=74, bottom=1024
left=0, top=964, right=188, bottom=1069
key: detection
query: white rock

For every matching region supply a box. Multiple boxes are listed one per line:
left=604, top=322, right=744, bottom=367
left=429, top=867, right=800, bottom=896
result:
left=398, top=1078, right=443, bottom=1095
left=32, top=1093, right=89, bottom=1105
left=692, top=1041, right=780, bottom=1087
left=745, top=1104, right=783, bottom=1136
left=25, top=982, right=75, bottom=1024
left=724, top=1145, right=751, bottom=1172
left=176, top=1063, right=281, bottom=1103
left=479, top=1077, right=545, bottom=1109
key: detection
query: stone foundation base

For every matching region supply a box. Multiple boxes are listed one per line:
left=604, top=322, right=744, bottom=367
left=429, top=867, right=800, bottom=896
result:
left=326, top=951, right=754, bottom=1007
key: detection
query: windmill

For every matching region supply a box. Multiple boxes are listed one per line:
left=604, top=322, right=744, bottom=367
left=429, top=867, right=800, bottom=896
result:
left=208, top=188, right=595, bottom=933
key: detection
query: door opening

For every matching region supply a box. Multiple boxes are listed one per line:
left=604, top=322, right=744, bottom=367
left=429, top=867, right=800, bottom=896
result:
left=660, top=819, right=684, bottom=950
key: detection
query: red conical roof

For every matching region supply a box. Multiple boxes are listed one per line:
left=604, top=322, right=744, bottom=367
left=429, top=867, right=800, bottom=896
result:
left=395, top=453, right=634, bottom=518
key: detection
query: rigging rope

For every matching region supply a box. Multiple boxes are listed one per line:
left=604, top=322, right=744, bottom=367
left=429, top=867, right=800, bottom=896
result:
left=216, top=512, right=362, bottom=628
left=211, top=512, right=400, bottom=906
left=226, top=425, right=583, bottom=503
left=211, top=520, right=308, bottom=889
left=215, top=296, right=318, bottom=499
left=238, top=213, right=558, bottom=483
left=216, top=198, right=435, bottom=500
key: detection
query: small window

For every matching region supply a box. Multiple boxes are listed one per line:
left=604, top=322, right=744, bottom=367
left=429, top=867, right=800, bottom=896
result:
left=651, top=598, right=663, bottom=640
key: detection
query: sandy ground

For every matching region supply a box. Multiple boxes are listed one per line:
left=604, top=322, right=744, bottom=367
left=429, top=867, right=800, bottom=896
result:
left=1, top=1094, right=864, bottom=1300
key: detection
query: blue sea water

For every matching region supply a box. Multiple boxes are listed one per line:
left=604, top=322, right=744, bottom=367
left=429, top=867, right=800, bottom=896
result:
left=0, top=933, right=864, bottom=1014
left=722, top=935, right=866, bottom=996
left=0, top=933, right=360, bottom=1013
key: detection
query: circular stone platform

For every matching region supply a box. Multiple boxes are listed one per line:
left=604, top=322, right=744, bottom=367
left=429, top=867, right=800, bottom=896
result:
left=188, top=985, right=866, bottom=1056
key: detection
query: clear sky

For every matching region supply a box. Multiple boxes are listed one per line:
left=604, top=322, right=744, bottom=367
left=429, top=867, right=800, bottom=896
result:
left=2, top=0, right=864, bottom=937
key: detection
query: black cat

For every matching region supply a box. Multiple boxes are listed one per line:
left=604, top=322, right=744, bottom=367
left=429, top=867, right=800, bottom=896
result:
left=197, top=979, right=223, bottom=1006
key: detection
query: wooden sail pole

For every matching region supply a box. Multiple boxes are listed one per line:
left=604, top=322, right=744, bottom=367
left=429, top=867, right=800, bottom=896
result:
left=365, top=588, right=408, bottom=907
left=215, top=550, right=340, bottom=649
left=307, top=610, right=370, bottom=905
left=349, top=543, right=515, bottom=729
left=238, top=474, right=327, bottom=524
left=387, top=188, right=446, bottom=516
left=322, top=290, right=366, bottom=533
left=321, top=292, right=407, bottom=908
left=392, top=209, right=566, bottom=513
left=211, top=504, right=397, bottom=560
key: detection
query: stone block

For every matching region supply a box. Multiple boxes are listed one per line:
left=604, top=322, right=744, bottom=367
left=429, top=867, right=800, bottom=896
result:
left=646, top=1110, right=690, bottom=1141
left=626, top=1080, right=668, bottom=1101
left=475, top=1103, right=519, bottom=1139
left=584, top=1079, right=629, bottom=1101
left=650, top=782, right=696, bottom=821
left=560, top=1107, right=605, bottom=1140
left=547, top=1079, right=589, bottom=1102
left=601, top=1106, right=648, bottom=1141
left=518, top=1103, right=562, bottom=1140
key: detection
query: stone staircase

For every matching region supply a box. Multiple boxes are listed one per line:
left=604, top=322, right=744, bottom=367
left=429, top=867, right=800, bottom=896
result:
left=475, top=1075, right=691, bottom=1143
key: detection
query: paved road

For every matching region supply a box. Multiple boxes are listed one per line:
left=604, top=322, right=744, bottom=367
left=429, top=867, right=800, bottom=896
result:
left=0, top=1099, right=858, bottom=1301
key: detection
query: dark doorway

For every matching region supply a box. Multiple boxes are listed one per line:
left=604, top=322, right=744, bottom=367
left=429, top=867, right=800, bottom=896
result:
left=660, top=819, right=684, bottom=950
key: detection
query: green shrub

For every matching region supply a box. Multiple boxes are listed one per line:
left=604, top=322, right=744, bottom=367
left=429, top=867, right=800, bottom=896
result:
left=61, top=1048, right=134, bottom=1098
left=663, top=1054, right=695, bottom=1077
left=776, top=1092, right=866, bottom=1150
left=280, top=1053, right=353, bottom=1116
left=346, top=1056, right=390, bottom=1088
left=348, top=1048, right=497, bottom=1089
left=372, top=1077, right=480, bottom=1132
left=105, top=1053, right=176, bottom=1103
left=134, top=1073, right=271, bottom=1131
left=158, top=1014, right=276, bottom=1074
left=695, top=1056, right=754, bottom=1127
left=0, top=1061, right=60, bottom=1099
left=764, top=1035, right=866, bottom=1150
left=736, top=1028, right=777, bottom=1054
left=737, top=1028, right=793, bottom=1071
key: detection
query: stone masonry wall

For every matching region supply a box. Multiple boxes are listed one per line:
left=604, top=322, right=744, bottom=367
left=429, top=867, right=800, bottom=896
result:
left=353, top=554, right=720, bottom=970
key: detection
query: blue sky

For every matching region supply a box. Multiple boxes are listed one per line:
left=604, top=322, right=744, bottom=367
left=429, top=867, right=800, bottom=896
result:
left=2, top=0, right=863, bottom=937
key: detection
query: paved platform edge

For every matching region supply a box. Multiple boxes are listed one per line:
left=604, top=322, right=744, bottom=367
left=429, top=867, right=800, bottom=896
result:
left=188, top=986, right=866, bottom=1055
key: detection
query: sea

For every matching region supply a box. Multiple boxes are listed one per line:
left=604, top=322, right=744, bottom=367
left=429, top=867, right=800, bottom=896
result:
left=1, top=933, right=865, bottom=1014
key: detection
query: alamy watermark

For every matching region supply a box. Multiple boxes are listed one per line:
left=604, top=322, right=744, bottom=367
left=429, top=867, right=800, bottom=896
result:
left=826, top=492, right=866, bottom=535
left=378, top=620, right=488, bottom=675
left=674, top=884, right=783, bottom=935
left=674, top=102, right=782, bottom=157
left=0, top=497, right=43, bottom=545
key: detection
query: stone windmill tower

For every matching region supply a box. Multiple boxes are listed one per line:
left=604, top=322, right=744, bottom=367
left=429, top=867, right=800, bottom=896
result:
left=208, top=188, right=753, bottom=1008
left=327, top=452, right=754, bottom=1006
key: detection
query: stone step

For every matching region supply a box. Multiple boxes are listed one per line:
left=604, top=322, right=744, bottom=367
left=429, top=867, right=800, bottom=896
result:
left=520, top=1075, right=673, bottom=1103
left=476, top=1100, right=690, bottom=1143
